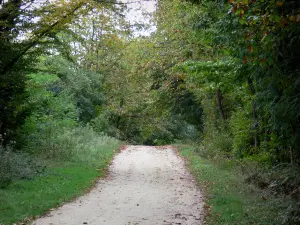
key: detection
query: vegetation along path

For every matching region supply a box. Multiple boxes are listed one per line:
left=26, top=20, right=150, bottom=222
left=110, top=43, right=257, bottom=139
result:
left=33, top=145, right=204, bottom=225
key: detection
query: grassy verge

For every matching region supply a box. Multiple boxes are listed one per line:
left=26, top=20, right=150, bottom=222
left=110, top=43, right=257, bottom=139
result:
left=0, top=145, right=119, bottom=225
left=177, top=144, right=289, bottom=225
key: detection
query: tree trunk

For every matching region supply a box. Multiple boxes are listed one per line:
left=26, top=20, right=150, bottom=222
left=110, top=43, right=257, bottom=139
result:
left=248, top=78, right=259, bottom=148
left=216, top=88, right=225, bottom=121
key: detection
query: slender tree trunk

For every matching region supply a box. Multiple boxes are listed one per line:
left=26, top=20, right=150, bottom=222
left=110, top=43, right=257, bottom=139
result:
left=252, top=101, right=259, bottom=148
left=290, top=146, right=293, bottom=165
left=248, top=78, right=259, bottom=148
left=116, top=97, right=124, bottom=129
left=216, top=88, right=225, bottom=121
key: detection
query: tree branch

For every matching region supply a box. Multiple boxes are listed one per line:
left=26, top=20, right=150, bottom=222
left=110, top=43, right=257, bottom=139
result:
left=1, top=1, right=86, bottom=75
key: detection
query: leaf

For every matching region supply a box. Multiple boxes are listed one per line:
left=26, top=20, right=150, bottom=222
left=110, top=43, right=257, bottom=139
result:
left=238, top=18, right=247, bottom=25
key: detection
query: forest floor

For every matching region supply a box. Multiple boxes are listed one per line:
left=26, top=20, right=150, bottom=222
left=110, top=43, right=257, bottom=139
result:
left=33, top=145, right=205, bottom=225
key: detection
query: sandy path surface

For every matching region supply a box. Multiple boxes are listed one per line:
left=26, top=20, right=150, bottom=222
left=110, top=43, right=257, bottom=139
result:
left=33, top=145, right=204, bottom=225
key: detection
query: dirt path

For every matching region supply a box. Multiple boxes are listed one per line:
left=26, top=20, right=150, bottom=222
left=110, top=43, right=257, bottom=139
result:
left=33, top=145, right=204, bottom=225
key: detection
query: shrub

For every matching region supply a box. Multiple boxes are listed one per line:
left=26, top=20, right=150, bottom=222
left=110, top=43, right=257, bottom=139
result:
left=22, top=121, right=119, bottom=166
left=230, top=107, right=253, bottom=158
left=0, top=145, right=43, bottom=188
left=200, top=123, right=233, bottom=159
left=90, top=114, right=110, bottom=134
left=55, top=126, right=120, bottom=165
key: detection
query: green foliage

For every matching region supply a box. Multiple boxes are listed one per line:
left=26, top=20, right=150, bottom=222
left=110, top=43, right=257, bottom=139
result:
left=37, top=56, right=106, bottom=123
left=176, top=59, right=237, bottom=92
left=0, top=0, right=93, bottom=143
left=223, top=0, right=300, bottom=162
left=21, top=72, right=77, bottom=153
left=202, top=129, right=233, bottom=157
left=156, top=0, right=300, bottom=164
left=90, top=112, right=110, bottom=134
left=20, top=71, right=119, bottom=163
left=230, top=107, right=253, bottom=157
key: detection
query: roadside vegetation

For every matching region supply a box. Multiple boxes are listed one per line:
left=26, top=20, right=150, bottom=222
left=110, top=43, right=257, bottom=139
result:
left=178, top=144, right=299, bottom=225
left=0, top=0, right=299, bottom=224
left=0, top=130, right=119, bottom=224
left=1, top=162, right=105, bottom=224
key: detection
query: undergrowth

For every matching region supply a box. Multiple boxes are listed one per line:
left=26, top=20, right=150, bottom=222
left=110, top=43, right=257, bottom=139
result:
left=0, top=126, right=120, bottom=224
left=23, top=125, right=120, bottom=166
left=0, top=145, right=44, bottom=189
left=177, top=144, right=298, bottom=225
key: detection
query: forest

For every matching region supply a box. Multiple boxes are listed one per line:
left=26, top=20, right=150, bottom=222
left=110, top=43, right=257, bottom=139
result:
left=0, top=0, right=300, bottom=224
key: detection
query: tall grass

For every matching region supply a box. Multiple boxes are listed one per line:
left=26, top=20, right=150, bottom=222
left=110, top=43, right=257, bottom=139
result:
left=23, top=124, right=120, bottom=165
left=54, top=126, right=120, bottom=165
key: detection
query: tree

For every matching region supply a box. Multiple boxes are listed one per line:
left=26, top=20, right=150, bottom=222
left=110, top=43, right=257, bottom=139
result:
left=0, top=0, right=126, bottom=143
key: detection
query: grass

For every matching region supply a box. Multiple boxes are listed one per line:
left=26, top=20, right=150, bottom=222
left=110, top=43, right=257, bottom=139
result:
left=177, top=144, right=286, bottom=225
left=0, top=145, right=119, bottom=225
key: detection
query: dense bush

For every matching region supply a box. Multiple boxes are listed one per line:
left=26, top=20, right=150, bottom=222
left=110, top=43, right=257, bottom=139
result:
left=19, top=71, right=120, bottom=164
